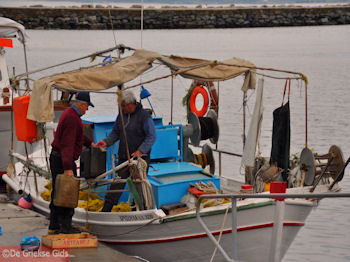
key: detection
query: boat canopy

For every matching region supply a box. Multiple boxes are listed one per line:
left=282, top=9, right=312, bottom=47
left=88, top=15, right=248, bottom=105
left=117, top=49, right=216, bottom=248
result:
left=159, top=55, right=255, bottom=84
left=27, top=49, right=256, bottom=122
left=0, top=17, right=28, bottom=44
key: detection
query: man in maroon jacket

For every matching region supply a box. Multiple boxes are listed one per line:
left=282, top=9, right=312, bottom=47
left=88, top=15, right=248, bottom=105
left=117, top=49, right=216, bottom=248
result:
left=48, top=91, right=94, bottom=234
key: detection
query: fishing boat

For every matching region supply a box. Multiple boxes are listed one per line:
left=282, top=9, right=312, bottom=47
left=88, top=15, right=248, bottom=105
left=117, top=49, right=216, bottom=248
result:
left=1, top=18, right=348, bottom=262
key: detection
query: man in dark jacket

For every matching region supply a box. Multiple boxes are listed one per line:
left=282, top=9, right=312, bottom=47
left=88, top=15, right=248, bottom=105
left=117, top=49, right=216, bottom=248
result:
left=96, top=90, right=156, bottom=212
left=48, top=91, right=94, bottom=234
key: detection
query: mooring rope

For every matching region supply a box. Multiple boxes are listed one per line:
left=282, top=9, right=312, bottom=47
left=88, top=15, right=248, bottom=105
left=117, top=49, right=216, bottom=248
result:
left=210, top=205, right=230, bottom=262
left=108, top=9, right=118, bottom=47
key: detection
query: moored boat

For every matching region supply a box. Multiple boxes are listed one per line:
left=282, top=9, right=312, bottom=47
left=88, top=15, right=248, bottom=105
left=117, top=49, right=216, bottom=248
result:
left=1, top=18, right=348, bottom=262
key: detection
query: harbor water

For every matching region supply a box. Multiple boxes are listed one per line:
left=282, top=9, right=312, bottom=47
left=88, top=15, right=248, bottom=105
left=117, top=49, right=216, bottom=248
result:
left=5, top=25, right=350, bottom=261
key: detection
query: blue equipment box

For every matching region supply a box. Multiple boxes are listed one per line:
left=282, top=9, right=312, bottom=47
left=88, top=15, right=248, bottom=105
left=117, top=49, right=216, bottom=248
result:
left=148, top=162, right=220, bottom=208
left=82, top=114, right=211, bottom=208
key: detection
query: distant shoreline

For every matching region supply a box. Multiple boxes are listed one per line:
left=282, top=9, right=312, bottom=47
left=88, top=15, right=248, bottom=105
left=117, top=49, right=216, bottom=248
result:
left=1, top=5, right=349, bottom=29
left=2, top=3, right=350, bottom=9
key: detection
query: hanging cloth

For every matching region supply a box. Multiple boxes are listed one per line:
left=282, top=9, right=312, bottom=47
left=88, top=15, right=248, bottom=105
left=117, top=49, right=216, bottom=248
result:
left=269, top=79, right=291, bottom=182
left=241, top=78, right=264, bottom=167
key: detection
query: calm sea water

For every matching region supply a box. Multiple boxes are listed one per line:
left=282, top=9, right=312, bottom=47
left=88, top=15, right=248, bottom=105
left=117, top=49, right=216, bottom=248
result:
left=5, top=25, right=350, bottom=261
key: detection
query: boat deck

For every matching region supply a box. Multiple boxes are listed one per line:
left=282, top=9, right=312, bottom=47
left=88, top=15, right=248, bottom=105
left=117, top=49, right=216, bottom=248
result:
left=0, top=194, right=139, bottom=262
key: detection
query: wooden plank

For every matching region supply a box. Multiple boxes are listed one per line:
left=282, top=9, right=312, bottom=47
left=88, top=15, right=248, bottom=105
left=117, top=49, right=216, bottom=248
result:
left=168, top=207, right=189, bottom=215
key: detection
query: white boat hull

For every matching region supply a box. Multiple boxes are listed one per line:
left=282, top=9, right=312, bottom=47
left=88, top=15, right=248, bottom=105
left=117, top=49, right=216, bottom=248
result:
left=3, top=173, right=319, bottom=262
left=92, top=200, right=313, bottom=262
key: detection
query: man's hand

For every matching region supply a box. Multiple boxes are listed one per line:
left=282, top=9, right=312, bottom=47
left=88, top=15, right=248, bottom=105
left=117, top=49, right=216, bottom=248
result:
left=64, top=170, right=74, bottom=176
left=96, top=140, right=107, bottom=148
left=132, top=150, right=143, bottom=158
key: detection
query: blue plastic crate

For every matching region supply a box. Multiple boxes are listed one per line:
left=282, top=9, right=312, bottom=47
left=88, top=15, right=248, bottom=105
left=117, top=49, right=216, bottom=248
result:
left=148, top=162, right=220, bottom=208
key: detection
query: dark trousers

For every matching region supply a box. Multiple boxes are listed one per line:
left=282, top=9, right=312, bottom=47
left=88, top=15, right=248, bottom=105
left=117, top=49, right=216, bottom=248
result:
left=49, top=152, right=77, bottom=233
left=102, top=155, right=150, bottom=212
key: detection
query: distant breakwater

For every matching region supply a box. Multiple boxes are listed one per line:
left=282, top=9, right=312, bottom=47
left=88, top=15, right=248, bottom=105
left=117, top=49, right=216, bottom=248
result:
left=1, top=6, right=350, bottom=30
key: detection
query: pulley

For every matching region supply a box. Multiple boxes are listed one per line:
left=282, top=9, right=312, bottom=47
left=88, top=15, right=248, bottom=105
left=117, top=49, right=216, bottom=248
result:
left=187, top=109, right=219, bottom=146
left=187, top=144, right=215, bottom=174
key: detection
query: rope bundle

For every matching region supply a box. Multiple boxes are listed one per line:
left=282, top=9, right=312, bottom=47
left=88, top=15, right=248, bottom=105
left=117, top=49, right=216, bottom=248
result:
left=131, top=157, right=154, bottom=210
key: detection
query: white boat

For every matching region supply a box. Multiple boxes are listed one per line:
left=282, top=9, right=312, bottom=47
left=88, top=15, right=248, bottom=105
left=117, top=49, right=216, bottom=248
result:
left=1, top=18, right=348, bottom=262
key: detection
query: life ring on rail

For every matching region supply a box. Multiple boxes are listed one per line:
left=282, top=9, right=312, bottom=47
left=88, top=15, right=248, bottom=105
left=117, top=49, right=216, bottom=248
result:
left=189, top=85, right=209, bottom=117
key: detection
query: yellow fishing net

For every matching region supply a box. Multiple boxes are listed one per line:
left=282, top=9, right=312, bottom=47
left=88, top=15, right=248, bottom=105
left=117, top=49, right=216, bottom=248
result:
left=41, top=183, right=132, bottom=212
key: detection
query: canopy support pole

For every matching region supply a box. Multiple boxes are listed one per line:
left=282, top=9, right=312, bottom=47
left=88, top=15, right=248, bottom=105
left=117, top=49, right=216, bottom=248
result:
left=140, top=0, right=144, bottom=48
left=305, top=82, right=308, bottom=148
left=20, top=31, right=30, bottom=91
left=170, top=75, right=174, bottom=124
left=216, top=81, right=220, bottom=151
left=242, top=91, right=247, bottom=149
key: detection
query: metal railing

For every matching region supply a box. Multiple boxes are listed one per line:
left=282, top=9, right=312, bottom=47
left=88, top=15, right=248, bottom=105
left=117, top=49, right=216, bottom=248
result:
left=191, top=144, right=242, bottom=177
left=195, top=192, right=350, bottom=262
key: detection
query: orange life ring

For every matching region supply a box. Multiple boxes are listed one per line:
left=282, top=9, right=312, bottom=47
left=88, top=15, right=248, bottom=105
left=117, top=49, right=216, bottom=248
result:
left=189, top=85, right=209, bottom=117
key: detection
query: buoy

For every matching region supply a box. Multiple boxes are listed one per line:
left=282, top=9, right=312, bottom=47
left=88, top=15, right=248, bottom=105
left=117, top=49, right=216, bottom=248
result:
left=189, top=85, right=209, bottom=117
left=187, top=82, right=218, bottom=117
left=18, top=194, right=33, bottom=209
